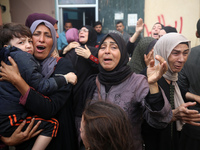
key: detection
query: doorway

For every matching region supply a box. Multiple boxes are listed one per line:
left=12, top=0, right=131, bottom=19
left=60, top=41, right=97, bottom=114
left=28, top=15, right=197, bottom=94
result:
left=62, top=8, right=95, bottom=30
left=56, top=0, right=98, bottom=33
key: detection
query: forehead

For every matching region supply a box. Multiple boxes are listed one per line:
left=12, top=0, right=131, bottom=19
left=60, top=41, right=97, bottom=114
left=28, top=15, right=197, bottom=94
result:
left=173, top=43, right=189, bottom=50
left=35, top=24, right=51, bottom=32
left=117, top=23, right=123, bottom=26
left=65, top=22, right=72, bottom=26
left=153, top=23, right=162, bottom=29
left=95, top=25, right=102, bottom=28
left=103, top=36, right=116, bottom=43
left=81, top=27, right=87, bottom=30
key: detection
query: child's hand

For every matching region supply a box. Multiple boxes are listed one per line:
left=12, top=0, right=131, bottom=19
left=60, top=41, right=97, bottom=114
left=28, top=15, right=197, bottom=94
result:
left=64, top=72, right=77, bottom=85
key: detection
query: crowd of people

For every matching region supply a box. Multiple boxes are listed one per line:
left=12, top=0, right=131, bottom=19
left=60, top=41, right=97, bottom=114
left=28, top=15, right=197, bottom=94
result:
left=0, top=11, right=200, bottom=150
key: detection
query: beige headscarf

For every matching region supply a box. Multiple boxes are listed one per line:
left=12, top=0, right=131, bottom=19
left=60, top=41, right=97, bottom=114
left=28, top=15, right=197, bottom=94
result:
left=154, top=33, right=191, bottom=131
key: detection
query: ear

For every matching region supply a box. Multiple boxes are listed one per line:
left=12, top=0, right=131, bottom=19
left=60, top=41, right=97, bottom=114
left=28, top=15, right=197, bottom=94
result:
left=196, top=31, right=200, bottom=38
left=3, top=45, right=8, bottom=47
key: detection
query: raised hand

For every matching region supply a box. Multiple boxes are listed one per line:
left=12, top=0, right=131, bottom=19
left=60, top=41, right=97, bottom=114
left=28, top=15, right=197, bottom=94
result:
left=147, top=55, right=168, bottom=84
left=135, top=18, right=144, bottom=33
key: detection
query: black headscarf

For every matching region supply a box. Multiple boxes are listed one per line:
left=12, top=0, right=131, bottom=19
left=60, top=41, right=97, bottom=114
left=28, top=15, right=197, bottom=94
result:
left=83, top=25, right=97, bottom=47
left=98, top=32, right=132, bottom=86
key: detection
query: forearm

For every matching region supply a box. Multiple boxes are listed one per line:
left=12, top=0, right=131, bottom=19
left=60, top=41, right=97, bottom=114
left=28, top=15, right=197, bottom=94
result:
left=12, top=75, right=30, bottom=96
left=129, top=31, right=141, bottom=43
left=149, top=82, right=159, bottom=94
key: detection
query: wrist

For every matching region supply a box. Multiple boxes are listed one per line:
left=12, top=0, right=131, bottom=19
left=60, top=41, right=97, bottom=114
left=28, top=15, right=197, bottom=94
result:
left=149, top=82, right=159, bottom=94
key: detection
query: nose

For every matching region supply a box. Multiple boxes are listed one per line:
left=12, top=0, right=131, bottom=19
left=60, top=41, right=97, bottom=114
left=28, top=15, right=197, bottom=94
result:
left=39, top=34, right=45, bottom=43
left=56, top=31, right=59, bottom=38
left=105, top=46, right=110, bottom=54
left=178, top=54, right=185, bottom=62
left=26, top=42, right=32, bottom=48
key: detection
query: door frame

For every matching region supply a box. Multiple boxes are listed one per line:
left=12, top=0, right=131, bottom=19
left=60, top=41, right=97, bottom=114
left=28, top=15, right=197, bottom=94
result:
left=55, top=0, right=99, bottom=33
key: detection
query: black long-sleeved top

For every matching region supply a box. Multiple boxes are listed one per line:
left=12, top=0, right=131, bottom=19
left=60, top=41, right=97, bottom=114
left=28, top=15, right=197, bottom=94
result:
left=22, top=58, right=79, bottom=150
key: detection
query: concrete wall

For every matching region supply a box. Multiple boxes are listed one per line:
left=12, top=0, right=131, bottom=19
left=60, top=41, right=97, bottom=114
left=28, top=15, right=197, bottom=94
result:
left=144, top=0, right=200, bottom=47
left=0, top=0, right=11, bottom=23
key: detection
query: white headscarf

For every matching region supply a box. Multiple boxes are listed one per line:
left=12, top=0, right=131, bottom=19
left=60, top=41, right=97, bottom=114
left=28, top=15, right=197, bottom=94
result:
left=154, top=33, right=191, bottom=131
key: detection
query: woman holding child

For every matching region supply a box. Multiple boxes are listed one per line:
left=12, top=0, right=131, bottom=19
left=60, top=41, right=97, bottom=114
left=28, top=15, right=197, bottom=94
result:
left=0, top=20, right=78, bottom=150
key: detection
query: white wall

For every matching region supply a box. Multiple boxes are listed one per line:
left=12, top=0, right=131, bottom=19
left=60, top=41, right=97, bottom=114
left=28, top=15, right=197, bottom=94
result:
left=144, top=0, right=200, bottom=47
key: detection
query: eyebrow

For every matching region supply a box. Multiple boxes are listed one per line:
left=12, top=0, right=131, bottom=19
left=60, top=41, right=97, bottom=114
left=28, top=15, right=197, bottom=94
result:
left=172, top=49, right=189, bottom=52
left=103, top=41, right=117, bottom=44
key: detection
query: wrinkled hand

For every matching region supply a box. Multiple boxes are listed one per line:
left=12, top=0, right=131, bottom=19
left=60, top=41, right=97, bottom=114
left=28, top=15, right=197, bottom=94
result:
left=147, top=55, right=168, bottom=84
left=0, top=56, right=21, bottom=85
left=75, top=45, right=91, bottom=59
left=1, top=118, right=42, bottom=146
left=135, top=18, right=144, bottom=33
left=64, top=72, right=77, bottom=85
left=172, top=102, right=200, bottom=126
left=144, top=49, right=154, bottom=67
left=63, top=42, right=80, bottom=54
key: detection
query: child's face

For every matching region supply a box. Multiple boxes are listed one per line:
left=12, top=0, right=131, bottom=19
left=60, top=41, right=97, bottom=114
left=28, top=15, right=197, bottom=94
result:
left=9, top=36, right=34, bottom=55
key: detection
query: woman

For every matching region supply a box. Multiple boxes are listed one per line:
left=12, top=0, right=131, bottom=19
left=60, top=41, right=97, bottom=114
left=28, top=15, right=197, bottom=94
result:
left=80, top=101, right=134, bottom=150
left=141, top=33, right=198, bottom=150
left=0, top=20, right=78, bottom=150
left=77, top=32, right=172, bottom=150
left=62, top=25, right=99, bottom=115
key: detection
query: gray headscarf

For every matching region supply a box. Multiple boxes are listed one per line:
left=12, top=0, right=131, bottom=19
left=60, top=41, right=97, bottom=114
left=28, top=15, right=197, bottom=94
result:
left=30, top=20, right=57, bottom=79
left=154, top=33, right=191, bottom=131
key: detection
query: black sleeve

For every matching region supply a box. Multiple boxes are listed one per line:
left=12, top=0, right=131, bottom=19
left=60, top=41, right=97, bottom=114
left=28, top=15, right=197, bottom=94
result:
left=126, top=35, right=141, bottom=57
left=145, top=91, right=164, bottom=111
left=24, top=58, right=75, bottom=119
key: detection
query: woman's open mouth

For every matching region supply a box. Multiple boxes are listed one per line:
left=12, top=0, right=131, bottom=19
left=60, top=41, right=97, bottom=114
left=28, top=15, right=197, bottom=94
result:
left=36, top=46, right=46, bottom=52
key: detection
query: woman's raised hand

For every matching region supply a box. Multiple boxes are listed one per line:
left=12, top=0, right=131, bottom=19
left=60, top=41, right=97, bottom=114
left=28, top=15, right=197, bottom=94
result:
left=135, top=18, right=144, bottom=33
left=75, top=45, right=91, bottom=59
left=147, top=55, right=168, bottom=84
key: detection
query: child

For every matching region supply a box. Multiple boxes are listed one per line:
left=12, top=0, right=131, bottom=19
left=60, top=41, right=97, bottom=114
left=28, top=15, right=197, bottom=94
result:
left=0, top=23, right=76, bottom=150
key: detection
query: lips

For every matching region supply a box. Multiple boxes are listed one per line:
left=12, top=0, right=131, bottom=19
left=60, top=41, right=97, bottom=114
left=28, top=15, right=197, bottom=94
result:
left=36, top=45, right=46, bottom=52
left=27, top=50, right=33, bottom=54
left=103, top=58, right=112, bottom=63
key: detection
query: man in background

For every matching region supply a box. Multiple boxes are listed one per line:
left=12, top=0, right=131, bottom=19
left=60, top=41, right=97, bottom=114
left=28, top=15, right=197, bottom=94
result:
left=93, top=21, right=105, bottom=44
left=116, top=20, right=131, bottom=44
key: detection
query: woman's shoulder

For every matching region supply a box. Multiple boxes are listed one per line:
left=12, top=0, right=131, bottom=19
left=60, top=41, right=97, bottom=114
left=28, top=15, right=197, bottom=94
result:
left=54, top=57, right=75, bottom=73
